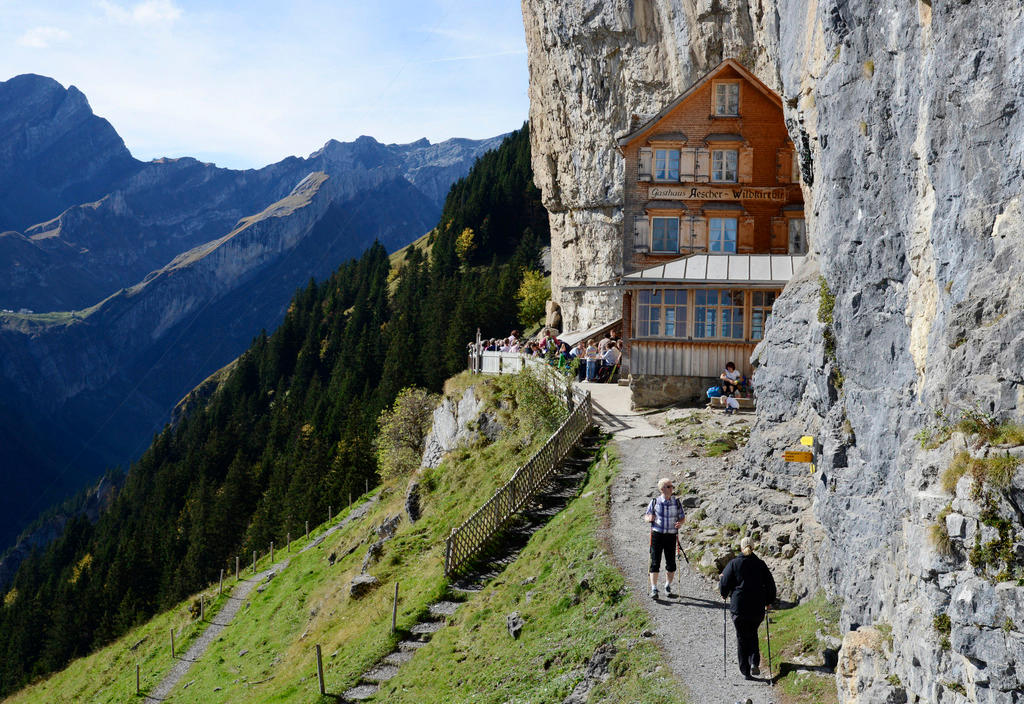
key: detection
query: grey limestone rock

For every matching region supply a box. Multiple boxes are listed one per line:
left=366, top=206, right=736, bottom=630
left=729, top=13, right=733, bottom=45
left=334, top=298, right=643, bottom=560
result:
left=420, top=386, right=503, bottom=469
left=506, top=611, right=525, bottom=639
left=523, top=0, right=1024, bottom=700
left=349, top=574, right=380, bottom=599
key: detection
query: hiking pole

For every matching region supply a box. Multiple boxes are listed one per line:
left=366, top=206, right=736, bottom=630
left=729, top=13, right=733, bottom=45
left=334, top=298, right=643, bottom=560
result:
left=723, top=598, right=728, bottom=676
left=675, top=535, right=690, bottom=565
left=765, top=607, right=774, bottom=685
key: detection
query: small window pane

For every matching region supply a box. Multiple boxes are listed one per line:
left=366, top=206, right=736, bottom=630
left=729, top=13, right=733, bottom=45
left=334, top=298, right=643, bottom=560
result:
left=665, top=308, right=676, bottom=337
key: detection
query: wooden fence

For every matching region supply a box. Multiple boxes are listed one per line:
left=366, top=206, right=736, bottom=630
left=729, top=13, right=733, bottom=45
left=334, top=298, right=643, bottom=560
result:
left=443, top=367, right=593, bottom=576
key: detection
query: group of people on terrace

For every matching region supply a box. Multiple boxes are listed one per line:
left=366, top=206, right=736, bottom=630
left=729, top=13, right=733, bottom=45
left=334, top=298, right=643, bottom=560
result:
left=478, top=328, right=623, bottom=383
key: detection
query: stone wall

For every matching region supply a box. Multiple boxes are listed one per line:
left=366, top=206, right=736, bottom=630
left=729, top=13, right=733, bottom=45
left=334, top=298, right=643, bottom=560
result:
left=523, top=1, right=1024, bottom=701
left=629, top=374, right=716, bottom=408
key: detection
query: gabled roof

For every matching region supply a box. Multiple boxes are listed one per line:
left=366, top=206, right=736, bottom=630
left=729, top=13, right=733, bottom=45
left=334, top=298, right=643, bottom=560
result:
left=616, top=59, right=783, bottom=148
left=622, top=253, right=802, bottom=285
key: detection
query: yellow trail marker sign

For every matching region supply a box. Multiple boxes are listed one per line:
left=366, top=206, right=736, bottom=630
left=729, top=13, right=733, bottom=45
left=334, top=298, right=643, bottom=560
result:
left=800, top=435, right=814, bottom=447
left=783, top=450, right=814, bottom=463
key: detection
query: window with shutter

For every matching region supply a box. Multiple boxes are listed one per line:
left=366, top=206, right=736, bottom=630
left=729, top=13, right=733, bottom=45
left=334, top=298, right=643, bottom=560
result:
left=694, top=148, right=711, bottom=183
left=633, top=215, right=650, bottom=252
left=691, top=217, right=708, bottom=251
left=679, top=148, right=697, bottom=182
left=788, top=218, right=807, bottom=255
left=737, top=216, right=755, bottom=252
left=792, top=150, right=802, bottom=183
left=776, top=148, right=792, bottom=183
left=638, top=147, right=652, bottom=181
left=711, top=149, right=738, bottom=182
left=708, top=218, right=738, bottom=253
left=770, top=217, right=788, bottom=252
left=651, top=217, right=679, bottom=253
left=654, top=149, right=680, bottom=180
left=737, top=147, right=754, bottom=183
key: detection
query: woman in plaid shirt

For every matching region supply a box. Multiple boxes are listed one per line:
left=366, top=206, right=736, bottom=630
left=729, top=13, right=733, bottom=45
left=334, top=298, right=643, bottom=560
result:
left=644, top=477, right=685, bottom=599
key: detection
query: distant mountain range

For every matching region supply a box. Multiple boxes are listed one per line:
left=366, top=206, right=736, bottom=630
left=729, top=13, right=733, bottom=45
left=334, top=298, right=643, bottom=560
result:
left=0, top=73, right=506, bottom=549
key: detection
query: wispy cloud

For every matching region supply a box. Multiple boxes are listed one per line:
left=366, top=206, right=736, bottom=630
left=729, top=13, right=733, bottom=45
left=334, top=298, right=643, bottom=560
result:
left=17, top=26, right=71, bottom=49
left=98, top=0, right=182, bottom=25
left=422, top=49, right=526, bottom=64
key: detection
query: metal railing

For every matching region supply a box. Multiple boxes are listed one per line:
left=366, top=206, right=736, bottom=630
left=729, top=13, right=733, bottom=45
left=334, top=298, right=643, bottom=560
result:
left=443, top=366, right=592, bottom=577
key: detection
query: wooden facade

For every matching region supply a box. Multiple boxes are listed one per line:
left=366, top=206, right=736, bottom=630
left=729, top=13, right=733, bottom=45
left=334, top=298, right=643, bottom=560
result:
left=617, top=60, right=804, bottom=388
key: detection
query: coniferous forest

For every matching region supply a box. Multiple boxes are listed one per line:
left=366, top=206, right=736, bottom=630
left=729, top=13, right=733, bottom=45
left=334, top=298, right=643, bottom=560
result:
left=0, top=124, right=548, bottom=696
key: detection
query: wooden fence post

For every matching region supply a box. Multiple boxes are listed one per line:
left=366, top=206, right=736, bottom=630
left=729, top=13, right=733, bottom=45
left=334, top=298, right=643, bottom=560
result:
left=252, top=550, right=256, bottom=575
left=315, top=644, right=325, bottom=695
left=287, top=532, right=291, bottom=552
left=236, top=555, right=239, bottom=581
left=305, top=520, right=309, bottom=540
left=392, top=582, right=399, bottom=633
left=171, top=628, right=175, bottom=658
left=329, top=505, right=332, bottom=523
left=201, top=595, right=205, bottom=622
left=136, top=664, right=140, bottom=694
left=219, top=569, right=224, bottom=595
left=270, top=541, right=274, bottom=563
left=365, top=478, right=369, bottom=495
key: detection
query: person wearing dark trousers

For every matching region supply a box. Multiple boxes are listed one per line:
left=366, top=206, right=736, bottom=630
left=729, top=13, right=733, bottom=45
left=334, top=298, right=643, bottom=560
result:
left=719, top=536, right=777, bottom=679
left=644, top=478, right=685, bottom=599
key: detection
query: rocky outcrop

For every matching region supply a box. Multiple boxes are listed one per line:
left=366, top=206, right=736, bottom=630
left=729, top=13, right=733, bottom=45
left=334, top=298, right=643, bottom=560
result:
left=523, top=1, right=1024, bottom=701
left=420, top=386, right=504, bottom=469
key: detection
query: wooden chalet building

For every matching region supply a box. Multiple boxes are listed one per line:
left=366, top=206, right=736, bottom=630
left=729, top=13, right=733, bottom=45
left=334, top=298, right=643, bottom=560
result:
left=616, top=59, right=806, bottom=406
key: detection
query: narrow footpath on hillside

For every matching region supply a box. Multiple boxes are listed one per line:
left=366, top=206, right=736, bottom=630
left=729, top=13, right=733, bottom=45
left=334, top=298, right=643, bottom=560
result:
left=146, top=497, right=378, bottom=701
left=588, top=383, right=777, bottom=704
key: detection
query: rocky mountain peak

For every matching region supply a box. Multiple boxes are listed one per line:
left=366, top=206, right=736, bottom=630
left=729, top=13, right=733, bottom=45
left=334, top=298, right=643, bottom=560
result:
left=0, top=73, right=139, bottom=233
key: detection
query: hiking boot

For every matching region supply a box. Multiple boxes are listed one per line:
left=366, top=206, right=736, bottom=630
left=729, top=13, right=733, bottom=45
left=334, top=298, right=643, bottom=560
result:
left=750, top=664, right=760, bottom=676
left=663, top=583, right=673, bottom=597
left=649, top=586, right=658, bottom=599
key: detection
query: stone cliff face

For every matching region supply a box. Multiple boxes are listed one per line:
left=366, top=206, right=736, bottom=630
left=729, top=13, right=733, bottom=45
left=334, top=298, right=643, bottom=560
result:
left=523, top=1, right=1024, bottom=701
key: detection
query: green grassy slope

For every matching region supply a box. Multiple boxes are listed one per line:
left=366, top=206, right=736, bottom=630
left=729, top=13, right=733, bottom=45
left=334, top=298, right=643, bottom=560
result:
left=8, top=378, right=687, bottom=704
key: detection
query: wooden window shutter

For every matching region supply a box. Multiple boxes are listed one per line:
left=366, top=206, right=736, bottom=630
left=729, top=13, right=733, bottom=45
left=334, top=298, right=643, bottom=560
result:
left=691, top=217, right=708, bottom=251
left=638, top=148, right=652, bottom=181
left=792, top=150, right=802, bottom=183
left=771, top=217, right=788, bottom=253
left=737, top=216, right=756, bottom=252
left=776, top=148, right=793, bottom=183
left=633, top=215, right=650, bottom=251
left=679, top=148, right=697, bottom=182
left=738, top=147, right=754, bottom=183
left=694, top=148, right=710, bottom=183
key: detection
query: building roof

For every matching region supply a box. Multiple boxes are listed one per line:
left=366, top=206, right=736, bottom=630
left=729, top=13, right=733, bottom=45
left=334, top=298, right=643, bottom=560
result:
left=622, top=253, right=804, bottom=285
left=616, top=59, right=784, bottom=148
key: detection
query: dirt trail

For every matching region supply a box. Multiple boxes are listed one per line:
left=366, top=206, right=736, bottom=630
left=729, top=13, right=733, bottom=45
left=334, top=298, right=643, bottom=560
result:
left=146, top=497, right=377, bottom=701
left=605, top=426, right=778, bottom=704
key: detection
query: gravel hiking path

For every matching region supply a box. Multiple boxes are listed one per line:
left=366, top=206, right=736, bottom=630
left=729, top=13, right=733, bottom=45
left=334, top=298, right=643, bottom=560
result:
left=146, top=497, right=378, bottom=701
left=607, top=430, right=778, bottom=704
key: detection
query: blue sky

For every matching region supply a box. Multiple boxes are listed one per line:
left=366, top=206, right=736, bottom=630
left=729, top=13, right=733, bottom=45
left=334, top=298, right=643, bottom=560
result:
left=0, top=0, right=529, bottom=169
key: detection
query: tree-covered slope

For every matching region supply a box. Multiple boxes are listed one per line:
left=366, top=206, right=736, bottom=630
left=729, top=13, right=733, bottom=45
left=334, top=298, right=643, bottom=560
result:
left=0, top=125, right=549, bottom=696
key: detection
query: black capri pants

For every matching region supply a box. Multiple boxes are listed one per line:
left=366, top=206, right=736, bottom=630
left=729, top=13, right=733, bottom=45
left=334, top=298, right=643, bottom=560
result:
left=649, top=531, right=677, bottom=573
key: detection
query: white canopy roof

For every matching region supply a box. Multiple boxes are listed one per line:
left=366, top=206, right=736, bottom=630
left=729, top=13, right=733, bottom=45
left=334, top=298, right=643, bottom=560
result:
left=622, top=254, right=804, bottom=285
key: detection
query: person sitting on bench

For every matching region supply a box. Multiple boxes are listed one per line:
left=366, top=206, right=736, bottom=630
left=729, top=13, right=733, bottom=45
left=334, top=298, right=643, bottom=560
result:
left=720, top=362, right=744, bottom=396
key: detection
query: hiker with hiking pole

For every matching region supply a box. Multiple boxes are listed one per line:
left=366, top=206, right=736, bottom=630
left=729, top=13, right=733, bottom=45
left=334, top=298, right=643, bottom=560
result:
left=643, top=477, right=685, bottom=599
left=719, top=535, right=777, bottom=681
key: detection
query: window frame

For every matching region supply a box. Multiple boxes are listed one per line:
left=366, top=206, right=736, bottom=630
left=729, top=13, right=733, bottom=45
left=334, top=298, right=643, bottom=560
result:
left=653, top=148, right=681, bottom=181
left=635, top=289, right=689, bottom=339
left=712, top=81, right=740, bottom=117
left=633, top=288, right=782, bottom=342
left=710, top=149, right=739, bottom=183
left=708, top=217, right=738, bottom=253
left=750, top=290, right=778, bottom=341
left=787, top=217, right=807, bottom=255
left=650, top=216, right=680, bottom=253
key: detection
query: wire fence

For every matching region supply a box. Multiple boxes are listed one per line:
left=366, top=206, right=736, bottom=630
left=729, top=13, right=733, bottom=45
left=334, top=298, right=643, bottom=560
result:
left=444, top=365, right=592, bottom=576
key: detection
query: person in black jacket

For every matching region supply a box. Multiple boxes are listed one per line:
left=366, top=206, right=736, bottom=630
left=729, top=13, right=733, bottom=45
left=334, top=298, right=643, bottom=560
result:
left=719, top=535, right=777, bottom=680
